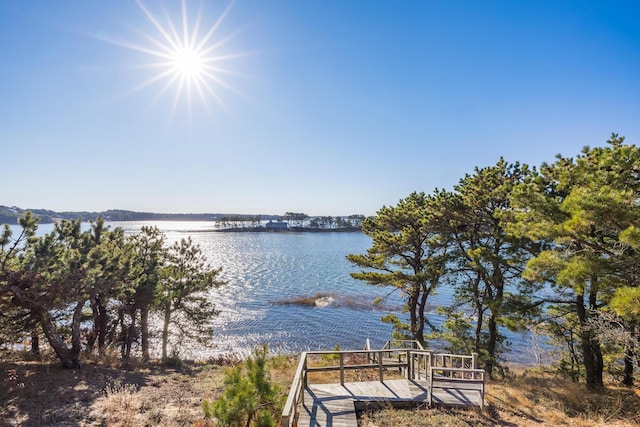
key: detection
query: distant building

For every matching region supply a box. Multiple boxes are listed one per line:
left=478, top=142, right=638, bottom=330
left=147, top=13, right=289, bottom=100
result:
left=265, top=220, right=288, bottom=231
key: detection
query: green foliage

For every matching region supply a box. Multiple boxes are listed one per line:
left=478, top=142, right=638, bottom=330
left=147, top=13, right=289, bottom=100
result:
left=428, top=309, right=476, bottom=356
left=535, top=308, right=583, bottom=381
left=510, top=133, right=640, bottom=386
left=203, top=345, right=283, bottom=427
left=444, top=159, right=539, bottom=376
left=163, top=348, right=184, bottom=370
left=0, top=216, right=130, bottom=368
left=380, top=314, right=412, bottom=341
left=0, top=213, right=40, bottom=347
left=123, top=226, right=165, bottom=359
left=610, top=287, right=640, bottom=321
left=347, top=191, right=451, bottom=346
left=158, top=236, right=226, bottom=361
left=321, top=343, right=341, bottom=363
left=1, top=213, right=225, bottom=368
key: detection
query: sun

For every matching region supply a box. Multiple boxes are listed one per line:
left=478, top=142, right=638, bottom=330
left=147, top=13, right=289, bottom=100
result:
left=172, top=47, right=205, bottom=78
left=101, top=0, right=244, bottom=115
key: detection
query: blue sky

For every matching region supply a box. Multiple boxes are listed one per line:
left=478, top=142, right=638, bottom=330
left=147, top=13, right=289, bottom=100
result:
left=1, top=1, right=639, bottom=216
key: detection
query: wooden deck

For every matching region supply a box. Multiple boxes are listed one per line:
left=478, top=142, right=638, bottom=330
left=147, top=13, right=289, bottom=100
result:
left=280, top=341, right=486, bottom=426
left=296, top=379, right=484, bottom=427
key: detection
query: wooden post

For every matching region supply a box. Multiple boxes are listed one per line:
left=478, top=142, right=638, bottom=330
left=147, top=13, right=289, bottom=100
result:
left=472, top=352, right=478, bottom=369
left=480, top=372, right=485, bottom=410
left=378, top=351, right=384, bottom=382
left=340, top=353, right=345, bottom=386
left=428, top=368, right=433, bottom=407
left=407, top=350, right=412, bottom=379
left=302, top=356, right=307, bottom=405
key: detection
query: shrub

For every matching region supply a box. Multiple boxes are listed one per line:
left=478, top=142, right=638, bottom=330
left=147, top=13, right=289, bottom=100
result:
left=202, top=345, right=284, bottom=427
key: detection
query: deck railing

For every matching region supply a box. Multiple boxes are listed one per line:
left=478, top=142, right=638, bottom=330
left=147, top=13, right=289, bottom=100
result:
left=280, top=340, right=484, bottom=426
left=281, top=352, right=308, bottom=427
left=428, top=366, right=486, bottom=409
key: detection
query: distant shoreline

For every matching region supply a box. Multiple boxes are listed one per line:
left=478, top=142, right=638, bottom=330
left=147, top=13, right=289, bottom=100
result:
left=0, top=206, right=365, bottom=226
left=211, top=227, right=363, bottom=233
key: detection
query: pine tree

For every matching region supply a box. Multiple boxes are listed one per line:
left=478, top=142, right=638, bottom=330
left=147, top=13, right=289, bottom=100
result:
left=203, top=345, right=283, bottom=427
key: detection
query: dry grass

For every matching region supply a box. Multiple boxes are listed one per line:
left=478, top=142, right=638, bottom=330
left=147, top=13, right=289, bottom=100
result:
left=0, top=349, right=296, bottom=427
left=360, top=406, right=494, bottom=426
left=0, top=351, right=230, bottom=427
left=486, top=368, right=640, bottom=426
left=2, top=351, right=640, bottom=427
left=360, top=367, right=640, bottom=427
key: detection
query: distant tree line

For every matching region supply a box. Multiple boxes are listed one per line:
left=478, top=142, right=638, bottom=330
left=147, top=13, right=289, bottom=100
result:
left=349, top=134, right=640, bottom=388
left=0, top=207, right=230, bottom=224
left=307, top=214, right=365, bottom=230
left=215, top=213, right=366, bottom=231
left=281, top=212, right=365, bottom=230
left=0, top=216, right=225, bottom=368
left=216, top=215, right=265, bottom=229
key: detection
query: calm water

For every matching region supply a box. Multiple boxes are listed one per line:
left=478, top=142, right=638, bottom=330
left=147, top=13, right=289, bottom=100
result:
left=6, top=220, right=541, bottom=363
left=135, top=221, right=407, bottom=358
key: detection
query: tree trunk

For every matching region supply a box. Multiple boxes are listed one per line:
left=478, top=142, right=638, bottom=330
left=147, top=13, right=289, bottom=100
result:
left=408, top=288, right=424, bottom=347
left=472, top=275, right=483, bottom=353
left=484, top=285, right=502, bottom=378
left=141, top=305, right=150, bottom=361
left=86, top=298, right=99, bottom=354
left=623, top=345, right=634, bottom=386
left=9, top=283, right=83, bottom=368
left=576, top=293, right=603, bottom=388
left=38, top=305, right=83, bottom=369
left=623, top=323, right=635, bottom=386
left=485, top=256, right=505, bottom=379
left=117, top=308, right=126, bottom=359
left=125, top=310, right=136, bottom=360
left=486, top=313, right=498, bottom=378
left=581, top=330, right=603, bottom=388
left=417, top=285, right=430, bottom=347
left=162, top=302, right=172, bottom=361
left=30, top=328, right=40, bottom=356
left=96, top=298, right=108, bottom=355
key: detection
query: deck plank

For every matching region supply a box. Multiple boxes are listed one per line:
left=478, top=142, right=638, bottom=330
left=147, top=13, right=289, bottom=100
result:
left=296, top=379, right=483, bottom=427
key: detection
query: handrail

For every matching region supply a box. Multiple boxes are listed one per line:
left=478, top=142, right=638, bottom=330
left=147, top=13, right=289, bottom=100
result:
left=431, top=352, right=478, bottom=369
left=430, top=366, right=486, bottom=378
left=386, top=339, right=425, bottom=350
left=281, top=351, right=307, bottom=427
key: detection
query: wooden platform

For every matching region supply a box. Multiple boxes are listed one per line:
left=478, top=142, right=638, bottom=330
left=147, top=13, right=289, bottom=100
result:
left=296, top=379, right=483, bottom=427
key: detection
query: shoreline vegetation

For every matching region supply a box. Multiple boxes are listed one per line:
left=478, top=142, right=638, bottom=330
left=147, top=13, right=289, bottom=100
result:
left=273, top=292, right=401, bottom=311
left=212, top=226, right=362, bottom=233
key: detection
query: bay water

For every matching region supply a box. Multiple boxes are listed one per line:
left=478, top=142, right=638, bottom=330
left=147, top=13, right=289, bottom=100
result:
left=6, top=220, right=541, bottom=363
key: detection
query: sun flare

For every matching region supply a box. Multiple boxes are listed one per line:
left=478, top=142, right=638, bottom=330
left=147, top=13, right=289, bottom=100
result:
left=101, top=0, right=246, bottom=115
